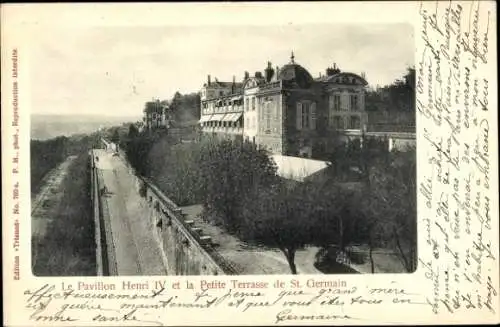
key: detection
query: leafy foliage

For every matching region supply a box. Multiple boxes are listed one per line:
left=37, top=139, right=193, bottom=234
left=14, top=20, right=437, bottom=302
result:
left=240, top=180, right=350, bottom=273
left=124, top=128, right=169, bottom=176
left=148, top=137, right=204, bottom=206
left=123, top=102, right=416, bottom=274
left=170, top=92, right=201, bottom=125
left=33, top=153, right=96, bottom=276
left=198, top=138, right=278, bottom=232
left=326, top=135, right=389, bottom=183
left=366, top=66, right=415, bottom=112
left=362, top=147, right=417, bottom=272
left=30, top=134, right=99, bottom=193
left=321, top=136, right=416, bottom=273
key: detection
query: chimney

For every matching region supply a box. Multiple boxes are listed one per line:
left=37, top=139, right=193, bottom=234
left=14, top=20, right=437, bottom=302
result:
left=207, top=74, right=211, bottom=86
left=265, top=61, right=274, bottom=82
left=276, top=66, right=280, bottom=78
left=244, top=71, right=249, bottom=80
left=231, top=75, right=236, bottom=93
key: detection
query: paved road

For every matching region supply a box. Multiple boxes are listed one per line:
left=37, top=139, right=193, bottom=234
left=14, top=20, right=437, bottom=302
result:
left=94, top=149, right=167, bottom=275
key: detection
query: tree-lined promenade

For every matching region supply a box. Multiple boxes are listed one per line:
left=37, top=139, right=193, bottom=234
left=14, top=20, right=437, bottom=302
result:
left=107, top=66, right=417, bottom=274
left=121, top=123, right=416, bottom=274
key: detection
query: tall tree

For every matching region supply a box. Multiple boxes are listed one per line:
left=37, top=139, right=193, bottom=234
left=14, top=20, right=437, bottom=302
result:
left=148, top=137, right=203, bottom=206
left=127, top=123, right=139, bottom=139
left=198, top=138, right=278, bottom=232
left=364, top=148, right=417, bottom=272
left=240, top=181, right=352, bottom=274
left=365, top=66, right=415, bottom=113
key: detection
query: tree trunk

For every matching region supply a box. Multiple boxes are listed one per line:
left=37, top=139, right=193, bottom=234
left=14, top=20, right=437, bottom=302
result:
left=393, top=228, right=411, bottom=272
left=281, top=248, right=297, bottom=274
left=408, top=242, right=417, bottom=272
left=338, top=217, right=344, bottom=250
left=369, top=239, right=375, bottom=274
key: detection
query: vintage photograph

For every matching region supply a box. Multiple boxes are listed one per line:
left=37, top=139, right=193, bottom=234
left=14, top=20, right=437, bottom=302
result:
left=30, top=24, right=416, bottom=277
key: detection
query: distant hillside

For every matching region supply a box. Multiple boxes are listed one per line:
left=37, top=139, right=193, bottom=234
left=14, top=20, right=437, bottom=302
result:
left=31, top=114, right=141, bottom=140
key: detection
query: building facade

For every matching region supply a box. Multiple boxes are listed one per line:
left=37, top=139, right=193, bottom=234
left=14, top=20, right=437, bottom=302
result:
left=199, top=76, right=245, bottom=140
left=199, top=53, right=368, bottom=158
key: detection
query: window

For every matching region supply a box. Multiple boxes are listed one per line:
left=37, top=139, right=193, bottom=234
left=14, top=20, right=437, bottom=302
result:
left=252, top=97, right=255, bottom=110
left=296, top=101, right=316, bottom=130
left=219, top=91, right=224, bottom=96
left=265, top=102, right=271, bottom=130
left=245, top=98, right=249, bottom=111
left=302, top=103, right=310, bottom=129
left=332, top=94, right=341, bottom=111
left=334, top=116, right=343, bottom=129
left=349, top=116, right=361, bottom=129
left=350, top=94, right=359, bottom=111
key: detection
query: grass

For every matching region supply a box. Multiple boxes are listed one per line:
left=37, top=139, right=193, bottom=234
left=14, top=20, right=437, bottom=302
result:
left=33, top=153, right=96, bottom=276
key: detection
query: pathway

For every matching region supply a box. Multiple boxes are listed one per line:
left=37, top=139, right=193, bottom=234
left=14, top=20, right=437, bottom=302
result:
left=94, top=149, right=167, bottom=275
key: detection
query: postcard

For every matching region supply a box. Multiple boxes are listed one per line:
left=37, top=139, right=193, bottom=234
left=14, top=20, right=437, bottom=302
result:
left=1, top=1, right=498, bottom=325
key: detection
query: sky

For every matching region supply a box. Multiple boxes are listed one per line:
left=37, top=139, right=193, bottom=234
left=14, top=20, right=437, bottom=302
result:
left=29, top=24, right=414, bottom=117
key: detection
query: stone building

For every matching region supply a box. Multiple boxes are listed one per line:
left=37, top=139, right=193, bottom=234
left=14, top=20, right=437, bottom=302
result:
left=199, top=75, right=245, bottom=140
left=199, top=53, right=368, bottom=158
